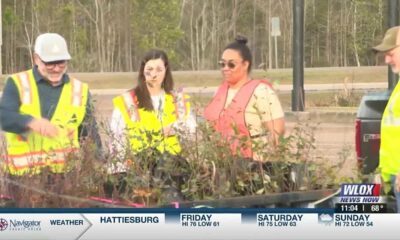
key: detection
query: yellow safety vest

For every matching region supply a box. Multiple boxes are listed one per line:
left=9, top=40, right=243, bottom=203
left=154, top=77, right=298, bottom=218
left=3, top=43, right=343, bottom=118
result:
left=112, top=90, right=190, bottom=155
left=3, top=69, right=88, bottom=176
left=380, top=81, right=400, bottom=182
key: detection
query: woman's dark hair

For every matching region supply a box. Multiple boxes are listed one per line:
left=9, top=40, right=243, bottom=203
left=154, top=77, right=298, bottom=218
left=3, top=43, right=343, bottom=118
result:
left=224, top=35, right=252, bottom=73
left=134, top=49, right=174, bottom=111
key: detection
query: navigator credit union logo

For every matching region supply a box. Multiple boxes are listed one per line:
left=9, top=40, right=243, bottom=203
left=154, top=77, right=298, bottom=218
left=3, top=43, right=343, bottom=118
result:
left=0, top=218, right=8, bottom=231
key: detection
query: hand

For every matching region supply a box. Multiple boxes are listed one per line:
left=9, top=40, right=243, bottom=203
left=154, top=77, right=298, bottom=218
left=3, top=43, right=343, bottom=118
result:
left=27, top=118, right=60, bottom=138
left=396, top=172, right=400, bottom=193
left=264, top=118, right=285, bottom=146
left=163, top=125, right=176, bottom=136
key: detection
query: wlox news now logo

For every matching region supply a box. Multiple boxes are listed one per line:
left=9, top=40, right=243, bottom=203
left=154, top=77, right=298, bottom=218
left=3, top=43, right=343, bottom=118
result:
left=339, top=184, right=381, bottom=203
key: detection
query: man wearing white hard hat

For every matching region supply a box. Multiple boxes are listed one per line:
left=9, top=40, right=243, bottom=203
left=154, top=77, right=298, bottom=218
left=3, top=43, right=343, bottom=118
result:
left=0, top=33, right=101, bottom=207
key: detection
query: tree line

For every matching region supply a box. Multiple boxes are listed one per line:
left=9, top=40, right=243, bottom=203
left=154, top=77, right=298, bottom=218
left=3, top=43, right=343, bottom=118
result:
left=0, top=0, right=391, bottom=74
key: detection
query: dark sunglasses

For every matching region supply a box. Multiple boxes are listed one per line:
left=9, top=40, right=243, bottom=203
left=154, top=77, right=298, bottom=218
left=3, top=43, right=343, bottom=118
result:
left=41, top=59, right=67, bottom=69
left=218, top=60, right=236, bottom=69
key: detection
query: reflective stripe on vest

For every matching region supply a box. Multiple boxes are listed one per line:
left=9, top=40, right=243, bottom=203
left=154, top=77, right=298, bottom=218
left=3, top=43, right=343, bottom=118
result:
left=380, top=81, right=400, bottom=181
left=113, top=90, right=188, bottom=155
left=15, top=71, right=33, bottom=104
left=71, top=79, right=83, bottom=106
left=3, top=70, right=88, bottom=176
left=121, top=91, right=140, bottom=122
left=382, top=116, right=400, bottom=126
left=203, top=79, right=272, bottom=158
left=5, top=148, right=78, bottom=169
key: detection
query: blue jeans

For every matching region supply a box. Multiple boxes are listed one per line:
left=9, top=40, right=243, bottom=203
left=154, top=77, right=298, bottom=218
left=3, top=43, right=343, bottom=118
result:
left=391, top=175, right=400, bottom=213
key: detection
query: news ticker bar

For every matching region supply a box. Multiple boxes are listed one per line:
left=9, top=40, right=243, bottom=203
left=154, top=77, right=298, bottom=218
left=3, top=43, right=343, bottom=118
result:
left=0, top=208, right=398, bottom=240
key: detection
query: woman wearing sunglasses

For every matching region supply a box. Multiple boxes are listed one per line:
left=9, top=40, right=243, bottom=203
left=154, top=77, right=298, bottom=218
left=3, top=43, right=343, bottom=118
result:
left=204, top=36, right=285, bottom=161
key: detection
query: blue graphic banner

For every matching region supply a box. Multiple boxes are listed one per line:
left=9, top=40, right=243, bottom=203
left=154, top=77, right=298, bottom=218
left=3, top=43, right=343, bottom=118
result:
left=0, top=208, right=398, bottom=240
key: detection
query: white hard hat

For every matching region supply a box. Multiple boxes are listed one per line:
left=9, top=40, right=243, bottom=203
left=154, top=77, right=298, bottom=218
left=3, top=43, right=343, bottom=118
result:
left=34, top=33, right=71, bottom=62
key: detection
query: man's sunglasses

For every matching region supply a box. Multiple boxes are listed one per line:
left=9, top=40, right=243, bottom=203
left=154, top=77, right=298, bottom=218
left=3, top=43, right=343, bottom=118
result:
left=41, top=59, right=67, bottom=69
left=218, top=60, right=236, bottom=69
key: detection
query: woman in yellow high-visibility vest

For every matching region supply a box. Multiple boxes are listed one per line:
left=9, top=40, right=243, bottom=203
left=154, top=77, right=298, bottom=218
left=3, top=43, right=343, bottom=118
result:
left=107, top=49, right=195, bottom=200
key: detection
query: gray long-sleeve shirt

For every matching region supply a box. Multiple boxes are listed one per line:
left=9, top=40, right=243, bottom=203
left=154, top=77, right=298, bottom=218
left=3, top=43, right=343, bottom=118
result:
left=0, top=66, right=102, bottom=151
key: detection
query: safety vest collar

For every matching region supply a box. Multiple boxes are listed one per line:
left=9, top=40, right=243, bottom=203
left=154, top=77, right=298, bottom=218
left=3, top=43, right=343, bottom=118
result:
left=119, top=89, right=188, bottom=124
